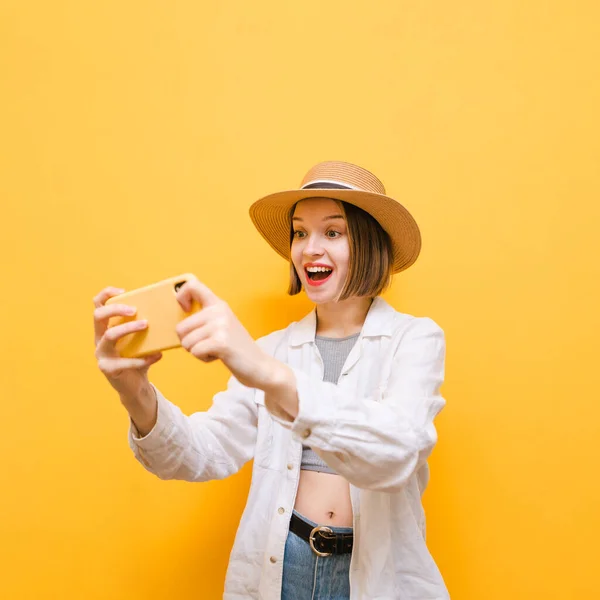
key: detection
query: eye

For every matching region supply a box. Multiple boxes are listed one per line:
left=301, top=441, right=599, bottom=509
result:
left=293, top=230, right=306, bottom=239
left=326, top=230, right=341, bottom=238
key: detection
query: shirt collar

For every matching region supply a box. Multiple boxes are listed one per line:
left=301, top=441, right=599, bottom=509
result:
left=289, top=296, right=396, bottom=346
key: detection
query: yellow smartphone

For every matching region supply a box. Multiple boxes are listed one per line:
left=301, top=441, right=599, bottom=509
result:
left=105, top=273, right=201, bottom=358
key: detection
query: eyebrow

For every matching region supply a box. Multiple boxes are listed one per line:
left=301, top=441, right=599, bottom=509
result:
left=292, top=214, right=345, bottom=222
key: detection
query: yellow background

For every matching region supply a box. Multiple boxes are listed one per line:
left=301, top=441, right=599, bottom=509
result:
left=1, top=1, right=599, bottom=598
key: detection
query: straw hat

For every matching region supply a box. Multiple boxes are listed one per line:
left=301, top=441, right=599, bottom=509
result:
left=249, top=160, right=422, bottom=274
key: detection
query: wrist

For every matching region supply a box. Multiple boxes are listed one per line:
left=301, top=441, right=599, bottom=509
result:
left=119, top=379, right=154, bottom=408
left=260, top=358, right=299, bottom=422
left=122, top=383, right=158, bottom=438
left=259, top=355, right=295, bottom=395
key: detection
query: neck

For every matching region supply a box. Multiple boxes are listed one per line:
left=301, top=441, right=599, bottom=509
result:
left=314, top=296, right=374, bottom=338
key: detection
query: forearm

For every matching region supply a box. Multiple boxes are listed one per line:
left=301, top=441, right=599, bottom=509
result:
left=127, top=377, right=259, bottom=482
left=276, top=366, right=445, bottom=492
left=120, top=381, right=158, bottom=437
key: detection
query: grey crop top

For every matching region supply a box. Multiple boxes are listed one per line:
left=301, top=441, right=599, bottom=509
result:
left=301, top=332, right=360, bottom=475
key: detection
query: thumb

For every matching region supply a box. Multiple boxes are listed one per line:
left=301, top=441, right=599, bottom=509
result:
left=176, top=277, right=219, bottom=312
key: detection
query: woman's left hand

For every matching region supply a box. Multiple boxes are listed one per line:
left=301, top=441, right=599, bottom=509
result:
left=174, top=276, right=278, bottom=390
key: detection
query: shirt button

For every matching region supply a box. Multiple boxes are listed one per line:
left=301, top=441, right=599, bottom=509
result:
left=270, top=556, right=277, bottom=564
left=302, top=429, right=311, bottom=439
left=287, top=463, right=293, bottom=470
left=278, top=507, right=285, bottom=514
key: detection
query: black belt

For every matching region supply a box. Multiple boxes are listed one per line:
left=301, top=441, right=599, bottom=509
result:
left=289, top=512, right=353, bottom=556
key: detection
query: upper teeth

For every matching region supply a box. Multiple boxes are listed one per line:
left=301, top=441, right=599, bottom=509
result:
left=306, top=266, right=332, bottom=273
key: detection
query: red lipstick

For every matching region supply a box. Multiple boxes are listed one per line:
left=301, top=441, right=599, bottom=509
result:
left=304, top=262, right=334, bottom=287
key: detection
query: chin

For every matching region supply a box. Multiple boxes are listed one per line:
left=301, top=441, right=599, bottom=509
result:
left=303, top=287, right=340, bottom=304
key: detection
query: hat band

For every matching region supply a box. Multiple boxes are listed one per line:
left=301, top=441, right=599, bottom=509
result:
left=301, top=180, right=359, bottom=191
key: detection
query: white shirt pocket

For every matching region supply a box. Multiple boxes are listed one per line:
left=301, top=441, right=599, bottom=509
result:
left=253, top=390, right=286, bottom=471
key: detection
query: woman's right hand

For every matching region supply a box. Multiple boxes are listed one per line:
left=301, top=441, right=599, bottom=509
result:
left=93, top=286, right=163, bottom=400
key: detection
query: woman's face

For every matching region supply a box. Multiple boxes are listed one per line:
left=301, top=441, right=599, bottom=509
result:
left=291, top=198, right=350, bottom=304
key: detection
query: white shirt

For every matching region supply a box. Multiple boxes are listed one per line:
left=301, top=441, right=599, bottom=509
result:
left=129, top=296, right=450, bottom=599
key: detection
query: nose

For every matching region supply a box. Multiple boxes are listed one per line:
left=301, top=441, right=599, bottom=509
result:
left=303, top=233, right=325, bottom=257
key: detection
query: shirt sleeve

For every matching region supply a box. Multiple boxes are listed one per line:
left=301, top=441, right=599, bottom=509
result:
left=276, top=317, right=447, bottom=493
left=128, top=374, right=258, bottom=482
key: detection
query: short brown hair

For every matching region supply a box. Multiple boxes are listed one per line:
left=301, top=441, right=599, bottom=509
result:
left=287, top=200, right=394, bottom=300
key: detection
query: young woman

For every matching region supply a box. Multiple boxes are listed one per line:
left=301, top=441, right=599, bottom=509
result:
left=93, top=161, right=450, bottom=599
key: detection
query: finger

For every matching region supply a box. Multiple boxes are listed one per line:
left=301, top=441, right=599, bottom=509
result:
left=200, top=354, right=218, bottom=363
left=94, top=304, right=137, bottom=344
left=93, top=287, right=125, bottom=309
left=176, top=278, right=219, bottom=312
left=141, top=353, right=163, bottom=367
left=189, top=338, right=220, bottom=363
left=95, top=304, right=137, bottom=321
left=180, top=322, right=212, bottom=353
left=175, top=309, right=209, bottom=339
left=97, top=353, right=161, bottom=376
left=96, top=319, right=148, bottom=357
left=139, top=352, right=162, bottom=363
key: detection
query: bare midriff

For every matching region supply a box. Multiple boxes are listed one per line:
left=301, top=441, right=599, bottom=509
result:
left=293, top=469, right=353, bottom=527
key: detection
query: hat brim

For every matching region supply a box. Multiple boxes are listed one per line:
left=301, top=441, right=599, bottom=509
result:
left=249, top=188, right=422, bottom=274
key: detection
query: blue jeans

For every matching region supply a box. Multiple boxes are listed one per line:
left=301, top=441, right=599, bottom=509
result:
left=281, top=510, right=353, bottom=600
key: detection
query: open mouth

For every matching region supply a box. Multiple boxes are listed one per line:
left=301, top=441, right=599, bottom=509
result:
left=305, top=266, right=333, bottom=286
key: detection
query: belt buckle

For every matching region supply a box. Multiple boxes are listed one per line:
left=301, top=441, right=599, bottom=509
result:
left=309, top=525, right=335, bottom=557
